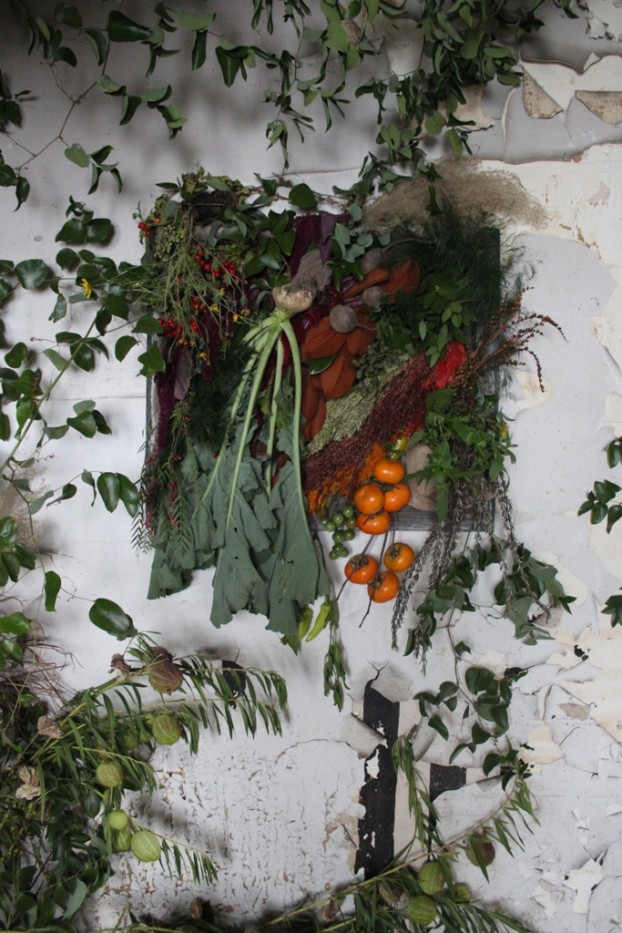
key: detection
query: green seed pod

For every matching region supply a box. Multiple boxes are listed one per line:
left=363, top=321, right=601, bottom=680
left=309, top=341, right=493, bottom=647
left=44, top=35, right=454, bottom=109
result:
left=418, top=861, right=445, bottom=895
left=113, top=826, right=133, bottom=851
left=377, top=881, right=400, bottom=906
left=150, top=712, right=182, bottom=745
left=453, top=882, right=472, bottom=903
left=130, top=829, right=162, bottom=862
left=107, top=809, right=130, bottom=830
left=95, top=761, right=124, bottom=788
left=403, top=895, right=438, bottom=927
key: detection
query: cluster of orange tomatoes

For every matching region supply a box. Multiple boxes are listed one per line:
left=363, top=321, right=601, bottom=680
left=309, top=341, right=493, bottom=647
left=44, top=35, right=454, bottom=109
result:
left=324, top=455, right=417, bottom=605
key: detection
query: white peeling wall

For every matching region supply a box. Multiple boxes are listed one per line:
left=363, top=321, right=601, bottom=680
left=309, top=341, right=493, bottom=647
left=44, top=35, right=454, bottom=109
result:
left=2, top=2, right=622, bottom=930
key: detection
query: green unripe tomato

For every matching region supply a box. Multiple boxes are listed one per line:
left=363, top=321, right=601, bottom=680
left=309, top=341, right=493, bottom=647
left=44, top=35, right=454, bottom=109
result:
left=342, top=503, right=355, bottom=519
left=107, top=809, right=130, bottom=831
left=322, top=519, right=336, bottom=532
left=331, top=511, right=344, bottom=527
left=95, top=761, right=124, bottom=788
left=130, top=829, right=162, bottom=862
left=332, top=529, right=346, bottom=544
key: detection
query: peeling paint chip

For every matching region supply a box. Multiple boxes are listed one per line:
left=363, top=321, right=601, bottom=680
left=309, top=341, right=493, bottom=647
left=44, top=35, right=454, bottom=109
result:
left=563, top=858, right=603, bottom=914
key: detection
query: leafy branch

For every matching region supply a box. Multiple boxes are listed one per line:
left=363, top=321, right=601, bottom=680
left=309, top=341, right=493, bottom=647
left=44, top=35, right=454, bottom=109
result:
left=579, top=436, right=622, bottom=626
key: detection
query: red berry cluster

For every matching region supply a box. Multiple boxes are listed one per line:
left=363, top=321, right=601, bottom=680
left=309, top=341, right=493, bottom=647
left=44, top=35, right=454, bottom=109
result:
left=190, top=294, right=213, bottom=315
left=137, top=216, right=161, bottom=232
left=193, top=246, right=237, bottom=280
left=158, top=317, right=185, bottom=340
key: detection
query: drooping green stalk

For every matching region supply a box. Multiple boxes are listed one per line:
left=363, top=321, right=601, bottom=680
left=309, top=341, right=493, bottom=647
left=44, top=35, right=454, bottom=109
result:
left=264, top=332, right=284, bottom=492
left=280, top=316, right=308, bottom=520
left=224, top=320, right=280, bottom=525
left=196, top=319, right=274, bottom=516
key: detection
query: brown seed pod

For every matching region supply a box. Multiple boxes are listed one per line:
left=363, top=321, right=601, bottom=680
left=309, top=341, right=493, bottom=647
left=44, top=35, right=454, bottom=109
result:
left=148, top=647, right=184, bottom=693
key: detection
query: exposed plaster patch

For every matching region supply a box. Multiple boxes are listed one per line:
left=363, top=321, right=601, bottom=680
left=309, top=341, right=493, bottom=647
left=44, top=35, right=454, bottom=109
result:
left=602, top=393, right=622, bottom=433
left=587, top=520, right=622, bottom=581
left=567, top=665, right=622, bottom=743
left=512, top=370, right=553, bottom=410
left=522, top=58, right=622, bottom=116
left=453, top=86, right=495, bottom=130
left=559, top=701, right=591, bottom=721
left=538, top=550, right=591, bottom=605
left=382, top=18, right=422, bottom=77
left=519, top=725, right=564, bottom=765
left=588, top=180, right=611, bottom=206
left=576, top=90, right=622, bottom=124
left=582, top=0, right=622, bottom=40
left=563, top=857, right=604, bottom=914
left=590, top=301, right=622, bottom=373
left=523, top=71, right=563, bottom=119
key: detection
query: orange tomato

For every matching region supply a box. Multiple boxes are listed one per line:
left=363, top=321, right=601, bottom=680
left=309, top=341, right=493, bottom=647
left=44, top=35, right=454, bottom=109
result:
left=383, top=482, right=411, bottom=513
left=383, top=542, right=416, bottom=573
left=356, top=510, right=391, bottom=535
left=367, top=570, right=400, bottom=603
left=345, top=554, right=379, bottom=584
left=354, top=482, right=385, bottom=515
left=373, top=457, right=405, bottom=485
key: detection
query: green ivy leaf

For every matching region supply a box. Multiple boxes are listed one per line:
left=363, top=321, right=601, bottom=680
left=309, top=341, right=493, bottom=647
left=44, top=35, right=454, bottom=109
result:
left=118, top=474, right=140, bottom=517
left=84, top=28, right=108, bottom=65
left=28, top=491, right=54, bottom=515
left=85, top=218, right=113, bottom=244
left=603, top=592, right=622, bottom=627
left=0, top=611, right=31, bottom=635
left=138, top=343, right=166, bottom=377
left=191, top=29, right=208, bottom=69
left=5, top=342, right=28, bottom=368
left=115, top=335, right=137, bottom=361
left=133, top=314, right=162, bottom=334
left=96, top=472, right=121, bottom=512
left=288, top=183, right=318, bottom=209
left=107, top=11, right=153, bottom=43
left=215, top=44, right=248, bottom=87
left=89, top=597, right=137, bottom=639
left=64, top=143, right=90, bottom=167
left=15, top=259, right=52, bottom=289
left=44, top=570, right=61, bottom=611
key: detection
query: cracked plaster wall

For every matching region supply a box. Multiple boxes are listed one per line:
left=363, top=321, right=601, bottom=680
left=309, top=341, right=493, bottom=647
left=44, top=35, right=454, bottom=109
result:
left=3, top=2, right=622, bottom=930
